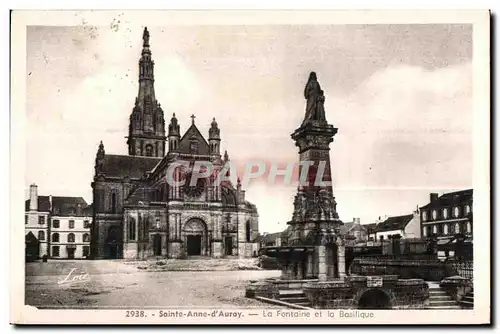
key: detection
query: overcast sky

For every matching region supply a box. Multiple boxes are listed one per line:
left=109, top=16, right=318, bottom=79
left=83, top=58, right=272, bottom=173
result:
left=25, top=23, right=473, bottom=232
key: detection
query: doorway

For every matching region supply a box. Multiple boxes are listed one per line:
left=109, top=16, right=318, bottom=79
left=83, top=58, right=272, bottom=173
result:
left=187, top=235, right=202, bottom=256
left=225, top=236, right=233, bottom=256
left=153, top=234, right=162, bottom=256
left=109, top=244, right=118, bottom=259
left=67, top=248, right=75, bottom=259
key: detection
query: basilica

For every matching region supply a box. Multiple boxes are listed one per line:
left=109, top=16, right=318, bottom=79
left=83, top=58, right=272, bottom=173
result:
left=90, top=28, right=259, bottom=259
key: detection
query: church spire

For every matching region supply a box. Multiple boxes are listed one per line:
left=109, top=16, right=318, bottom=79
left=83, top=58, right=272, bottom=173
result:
left=127, top=27, right=166, bottom=157
left=138, top=27, right=155, bottom=104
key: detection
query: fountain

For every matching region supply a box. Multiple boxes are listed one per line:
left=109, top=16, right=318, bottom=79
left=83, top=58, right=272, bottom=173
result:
left=246, top=72, right=430, bottom=310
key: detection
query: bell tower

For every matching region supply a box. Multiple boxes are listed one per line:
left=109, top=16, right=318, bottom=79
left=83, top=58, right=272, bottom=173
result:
left=127, top=27, right=166, bottom=157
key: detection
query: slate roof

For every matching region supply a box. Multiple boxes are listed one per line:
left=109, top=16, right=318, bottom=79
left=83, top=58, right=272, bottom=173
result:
left=420, top=189, right=473, bottom=210
left=363, top=223, right=378, bottom=234
left=26, top=196, right=92, bottom=216
left=99, top=154, right=162, bottom=179
left=124, top=186, right=151, bottom=206
left=51, top=196, right=89, bottom=216
left=25, top=196, right=51, bottom=212
left=374, top=214, right=414, bottom=232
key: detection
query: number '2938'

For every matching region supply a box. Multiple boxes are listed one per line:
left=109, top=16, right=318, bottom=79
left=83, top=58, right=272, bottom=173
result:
left=126, top=310, right=146, bottom=317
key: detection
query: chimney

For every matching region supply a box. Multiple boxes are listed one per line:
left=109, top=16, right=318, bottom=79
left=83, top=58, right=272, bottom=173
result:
left=430, top=193, right=439, bottom=202
left=354, top=217, right=360, bottom=225
left=29, top=184, right=38, bottom=211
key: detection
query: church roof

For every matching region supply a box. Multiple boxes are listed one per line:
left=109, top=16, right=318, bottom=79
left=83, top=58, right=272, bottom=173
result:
left=99, top=154, right=161, bottom=179
left=124, top=186, right=151, bottom=205
left=178, top=123, right=210, bottom=155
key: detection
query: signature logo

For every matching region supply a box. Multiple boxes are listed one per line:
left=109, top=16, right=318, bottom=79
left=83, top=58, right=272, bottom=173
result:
left=57, top=268, right=91, bottom=285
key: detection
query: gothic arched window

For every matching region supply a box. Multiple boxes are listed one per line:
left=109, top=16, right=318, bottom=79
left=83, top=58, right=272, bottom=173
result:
left=111, top=193, right=117, bottom=213
left=67, top=233, right=75, bottom=243
left=246, top=221, right=251, bottom=242
left=52, top=233, right=59, bottom=242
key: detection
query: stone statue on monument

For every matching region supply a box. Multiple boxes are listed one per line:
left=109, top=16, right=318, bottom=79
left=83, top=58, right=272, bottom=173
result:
left=317, top=189, right=332, bottom=220
left=303, top=72, right=327, bottom=124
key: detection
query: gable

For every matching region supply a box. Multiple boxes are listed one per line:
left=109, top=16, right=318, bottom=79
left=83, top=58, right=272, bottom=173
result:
left=178, top=124, right=210, bottom=155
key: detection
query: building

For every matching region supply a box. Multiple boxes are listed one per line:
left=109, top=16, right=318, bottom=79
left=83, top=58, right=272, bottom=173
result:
left=256, top=232, right=283, bottom=248
left=91, top=28, right=259, bottom=260
left=368, top=210, right=421, bottom=241
left=364, top=223, right=378, bottom=241
left=50, top=198, right=92, bottom=259
left=419, top=190, right=473, bottom=240
left=341, top=218, right=368, bottom=243
left=340, top=218, right=368, bottom=245
left=25, top=184, right=50, bottom=258
left=25, top=184, right=92, bottom=259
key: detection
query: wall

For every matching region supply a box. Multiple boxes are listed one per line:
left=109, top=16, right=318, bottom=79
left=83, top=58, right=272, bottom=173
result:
left=403, top=215, right=421, bottom=238
left=375, top=229, right=403, bottom=240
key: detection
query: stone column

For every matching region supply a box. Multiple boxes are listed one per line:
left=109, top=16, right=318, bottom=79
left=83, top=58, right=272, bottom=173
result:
left=337, top=239, right=346, bottom=279
left=297, top=261, right=304, bottom=279
left=316, top=245, right=327, bottom=282
left=306, top=253, right=314, bottom=278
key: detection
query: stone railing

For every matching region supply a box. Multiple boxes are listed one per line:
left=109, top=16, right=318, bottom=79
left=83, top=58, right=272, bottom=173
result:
left=245, top=278, right=318, bottom=300
left=439, top=276, right=473, bottom=302
left=350, top=256, right=454, bottom=281
left=302, top=275, right=429, bottom=309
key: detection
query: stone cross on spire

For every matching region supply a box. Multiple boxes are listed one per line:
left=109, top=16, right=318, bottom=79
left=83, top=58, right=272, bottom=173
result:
left=191, top=114, right=196, bottom=124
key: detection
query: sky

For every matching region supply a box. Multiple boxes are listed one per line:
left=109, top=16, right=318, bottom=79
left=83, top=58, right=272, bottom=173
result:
left=25, top=23, right=473, bottom=233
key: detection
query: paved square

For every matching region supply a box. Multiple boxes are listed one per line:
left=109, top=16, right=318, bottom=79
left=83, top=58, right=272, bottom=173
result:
left=25, top=260, right=282, bottom=309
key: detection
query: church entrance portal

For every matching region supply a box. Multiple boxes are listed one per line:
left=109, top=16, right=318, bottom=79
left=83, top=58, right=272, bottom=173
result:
left=187, top=235, right=202, bottom=256
left=224, top=236, right=233, bottom=256
left=183, top=219, right=207, bottom=257
left=153, top=234, right=162, bottom=256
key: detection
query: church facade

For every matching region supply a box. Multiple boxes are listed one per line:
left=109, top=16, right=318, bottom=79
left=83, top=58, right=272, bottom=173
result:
left=90, top=28, right=259, bottom=260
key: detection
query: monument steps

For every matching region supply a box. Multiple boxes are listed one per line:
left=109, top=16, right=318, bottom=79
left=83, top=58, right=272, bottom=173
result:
left=278, top=289, right=311, bottom=308
left=460, top=288, right=474, bottom=309
left=427, top=287, right=462, bottom=309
